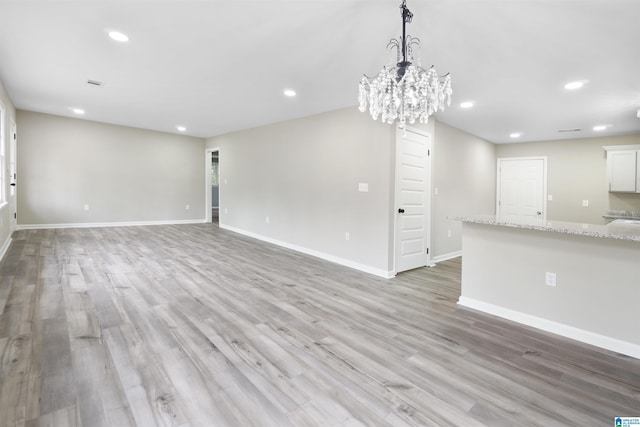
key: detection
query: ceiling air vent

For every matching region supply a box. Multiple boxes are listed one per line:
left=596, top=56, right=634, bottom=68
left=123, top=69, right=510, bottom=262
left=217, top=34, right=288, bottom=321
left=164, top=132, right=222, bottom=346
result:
left=86, top=79, right=104, bottom=87
left=557, top=128, right=581, bottom=133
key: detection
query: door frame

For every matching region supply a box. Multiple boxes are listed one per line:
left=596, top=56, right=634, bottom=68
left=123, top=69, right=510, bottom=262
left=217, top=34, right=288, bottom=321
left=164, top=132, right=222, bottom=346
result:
left=205, top=147, right=220, bottom=223
left=393, top=126, right=433, bottom=275
left=9, top=120, right=17, bottom=232
left=496, top=156, right=547, bottom=220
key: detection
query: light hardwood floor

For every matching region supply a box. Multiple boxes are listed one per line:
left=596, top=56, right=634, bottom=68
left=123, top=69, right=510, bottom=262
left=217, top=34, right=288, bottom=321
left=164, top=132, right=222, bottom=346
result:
left=0, top=224, right=638, bottom=426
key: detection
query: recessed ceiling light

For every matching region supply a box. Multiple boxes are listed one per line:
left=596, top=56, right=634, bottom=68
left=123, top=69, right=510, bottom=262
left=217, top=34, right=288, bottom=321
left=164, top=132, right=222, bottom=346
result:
left=460, top=101, right=474, bottom=109
left=108, top=31, right=129, bottom=42
left=284, top=89, right=296, bottom=97
left=593, top=125, right=608, bottom=131
left=509, top=132, right=522, bottom=138
left=71, top=108, right=85, bottom=115
left=564, top=81, right=585, bottom=90
left=176, top=126, right=187, bottom=132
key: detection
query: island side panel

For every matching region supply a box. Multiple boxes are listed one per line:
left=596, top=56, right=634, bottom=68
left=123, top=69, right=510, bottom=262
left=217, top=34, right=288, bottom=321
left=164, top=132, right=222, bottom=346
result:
left=459, top=222, right=640, bottom=355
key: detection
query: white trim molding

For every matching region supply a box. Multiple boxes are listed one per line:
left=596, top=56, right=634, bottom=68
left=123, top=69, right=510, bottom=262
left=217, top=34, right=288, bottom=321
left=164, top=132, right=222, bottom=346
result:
left=458, top=296, right=640, bottom=359
left=0, top=236, right=12, bottom=262
left=17, top=218, right=207, bottom=230
left=205, top=147, right=220, bottom=224
left=431, top=250, right=462, bottom=264
left=221, top=224, right=395, bottom=279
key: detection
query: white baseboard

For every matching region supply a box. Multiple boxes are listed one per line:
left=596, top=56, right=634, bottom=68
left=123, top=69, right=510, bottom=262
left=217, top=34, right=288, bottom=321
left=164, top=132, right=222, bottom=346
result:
left=458, top=296, right=640, bottom=359
left=17, top=218, right=207, bottom=230
left=0, top=235, right=12, bottom=263
left=220, top=224, right=394, bottom=279
left=432, top=250, right=462, bottom=264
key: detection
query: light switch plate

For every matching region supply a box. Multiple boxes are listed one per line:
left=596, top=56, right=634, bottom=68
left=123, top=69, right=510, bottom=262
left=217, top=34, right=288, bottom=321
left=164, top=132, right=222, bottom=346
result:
left=358, top=183, right=369, bottom=192
left=545, top=272, right=557, bottom=286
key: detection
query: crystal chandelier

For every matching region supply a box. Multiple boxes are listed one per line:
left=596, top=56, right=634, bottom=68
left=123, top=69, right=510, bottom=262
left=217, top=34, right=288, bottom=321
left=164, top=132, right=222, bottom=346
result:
left=358, top=0, right=452, bottom=129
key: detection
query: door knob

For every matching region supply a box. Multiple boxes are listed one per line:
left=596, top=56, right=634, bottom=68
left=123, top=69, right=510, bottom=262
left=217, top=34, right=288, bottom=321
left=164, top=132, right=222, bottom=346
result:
left=398, top=208, right=405, bottom=214
left=10, top=183, right=15, bottom=187
left=537, top=211, right=542, bottom=215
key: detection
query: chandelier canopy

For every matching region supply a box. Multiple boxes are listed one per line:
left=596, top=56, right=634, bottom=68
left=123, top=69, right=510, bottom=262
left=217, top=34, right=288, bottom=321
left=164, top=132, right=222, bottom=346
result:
left=358, top=0, right=452, bottom=129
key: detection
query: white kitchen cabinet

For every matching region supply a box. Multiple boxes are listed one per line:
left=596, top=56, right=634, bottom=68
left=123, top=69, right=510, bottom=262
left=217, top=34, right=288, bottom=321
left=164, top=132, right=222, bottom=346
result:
left=604, top=145, right=640, bottom=193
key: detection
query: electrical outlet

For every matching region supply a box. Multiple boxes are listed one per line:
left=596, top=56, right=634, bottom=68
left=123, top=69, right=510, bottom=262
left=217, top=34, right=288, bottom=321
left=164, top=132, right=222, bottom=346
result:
left=83, top=204, right=90, bottom=211
left=548, top=194, right=553, bottom=201
left=582, top=200, right=589, bottom=207
left=266, top=216, right=270, bottom=224
left=545, top=272, right=557, bottom=286
left=185, top=204, right=190, bottom=210
left=345, top=232, right=350, bottom=241
left=447, top=229, right=452, bottom=238
left=224, top=208, right=228, bottom=214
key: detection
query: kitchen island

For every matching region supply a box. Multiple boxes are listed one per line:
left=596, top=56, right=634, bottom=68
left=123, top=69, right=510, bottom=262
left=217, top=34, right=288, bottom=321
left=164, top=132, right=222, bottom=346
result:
left=453, top=215, right=640, bottom=358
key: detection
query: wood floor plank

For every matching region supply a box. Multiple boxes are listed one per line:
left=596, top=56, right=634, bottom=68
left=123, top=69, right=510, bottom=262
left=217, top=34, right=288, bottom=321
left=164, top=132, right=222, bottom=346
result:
left=71, top=340, right=134, bottom=427
left=25, top=405, right=80, bottom=427
left=0, top=224, right=638, bottom=427
left=104, top=323, right=190, bottom=427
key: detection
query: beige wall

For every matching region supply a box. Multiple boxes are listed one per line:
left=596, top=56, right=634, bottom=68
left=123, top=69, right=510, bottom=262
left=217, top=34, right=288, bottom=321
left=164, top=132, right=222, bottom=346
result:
left=432, top=121, right=496, bottom=258
left=205, top=108, right=497, bottom=273
left=11, top=100, right=497, bottom=274
left=17, top=110, right=206, bottom=226
left=0, top=80, right=17, bottom=250
left=206, top=107, right=396, bottom=276
left=496, top=134, right=640, bottom=224
left=460, top=222, right=640, bottom=357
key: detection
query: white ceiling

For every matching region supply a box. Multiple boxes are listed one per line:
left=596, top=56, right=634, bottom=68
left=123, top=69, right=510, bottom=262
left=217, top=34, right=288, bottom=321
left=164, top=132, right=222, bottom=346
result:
left=1, top=0, right=639, bottom=143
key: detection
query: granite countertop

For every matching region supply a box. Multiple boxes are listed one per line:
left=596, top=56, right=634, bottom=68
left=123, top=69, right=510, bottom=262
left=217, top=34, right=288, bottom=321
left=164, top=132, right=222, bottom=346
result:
left=451, top=214, right=640, bottom=242
left=602, top=210, right=640, bottom=220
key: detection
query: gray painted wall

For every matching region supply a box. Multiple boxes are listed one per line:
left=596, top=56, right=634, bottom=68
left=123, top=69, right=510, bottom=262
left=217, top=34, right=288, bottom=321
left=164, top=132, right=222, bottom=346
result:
left=206, top=107, right=396, bottom=274
left=11, top=100, right=497, bottom=272
left=460, top=222, right=640, bottom=355
left=17, top=110, right=206, bottom=226
left=0, top=80, right=16, bottom=249
left=432, top=121, right=496, bottom=257
left=205, top=107, right=498, bottom=272
left=496, top=134, right=640, bottom=224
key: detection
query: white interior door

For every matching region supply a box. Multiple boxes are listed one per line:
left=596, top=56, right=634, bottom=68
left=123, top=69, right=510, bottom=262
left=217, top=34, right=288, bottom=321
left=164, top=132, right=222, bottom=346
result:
left=497, top=157, right=546, bottom=222
left=395, top=128, right=431, bottom=273
left=9, top=120, right=16, bottom=231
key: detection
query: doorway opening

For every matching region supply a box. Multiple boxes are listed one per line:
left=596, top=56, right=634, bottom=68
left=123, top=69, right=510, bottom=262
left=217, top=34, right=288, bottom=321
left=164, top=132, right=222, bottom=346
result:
left=205, top=148, right=220, bottom=225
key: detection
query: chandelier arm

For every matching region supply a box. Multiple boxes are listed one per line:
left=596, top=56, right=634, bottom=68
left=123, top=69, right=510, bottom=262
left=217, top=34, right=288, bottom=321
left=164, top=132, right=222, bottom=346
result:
left=387, top=39, right=401, bottom=64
